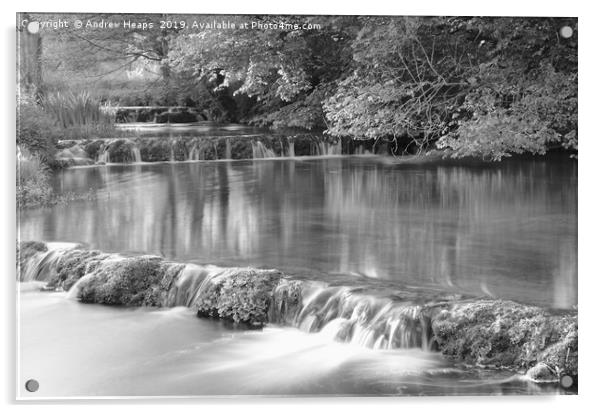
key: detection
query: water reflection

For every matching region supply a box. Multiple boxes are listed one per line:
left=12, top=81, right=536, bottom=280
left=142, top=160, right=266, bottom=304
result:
left=18, top=156, right=577, bottom=309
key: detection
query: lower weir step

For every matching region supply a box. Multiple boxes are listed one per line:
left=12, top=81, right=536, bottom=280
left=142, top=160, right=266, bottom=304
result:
left=17, top=240, right=578, bottom=382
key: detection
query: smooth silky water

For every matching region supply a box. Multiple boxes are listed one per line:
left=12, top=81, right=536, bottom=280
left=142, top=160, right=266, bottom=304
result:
left=17, top=154, right=577, bottom=397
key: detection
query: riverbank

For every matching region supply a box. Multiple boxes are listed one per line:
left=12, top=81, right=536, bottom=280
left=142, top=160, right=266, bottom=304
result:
left=17, top=149, right=96, bottom=209
left=18, top=241, right=578, bottom=386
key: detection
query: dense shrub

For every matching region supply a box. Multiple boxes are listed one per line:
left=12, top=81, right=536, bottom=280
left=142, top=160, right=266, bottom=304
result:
left=16, top=150, right=53, bottom=208
left=18, top=148, right=96, bottom=207
left=17, top=94, right=59, bottom=163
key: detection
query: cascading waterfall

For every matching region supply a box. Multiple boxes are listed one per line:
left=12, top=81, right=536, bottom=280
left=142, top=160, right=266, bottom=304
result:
left=225, top=138, right=232, bottom=160
left=169, top=139, right=176, bottom=162
left=281, top=285, right=434, bottom=351
left=97, top=146, right=111, bottom=163
left=313, top=140, right=342, bottom=156
left=213, top=142, right=218, bottom=159
left=18, top=242, right=81, bottom=283
left=19, top=244, right=436, bottom=352
left=252, top=141, right=277, bottom=158
left=188, top=145, right=200, bottom=161
left=164, top=264, right=228, bottom=307
left=60, top=135, right=358, bottom=165
left=131, top=146, right=142, bottom=163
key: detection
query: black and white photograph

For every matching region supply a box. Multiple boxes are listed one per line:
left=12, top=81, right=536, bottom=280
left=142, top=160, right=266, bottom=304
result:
left=13, top=7, right=581, bottom=401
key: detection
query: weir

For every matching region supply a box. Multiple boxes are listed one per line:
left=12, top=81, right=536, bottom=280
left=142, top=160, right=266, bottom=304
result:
left=17, top=241, right=578, bottom=383
left=54, top=134, right=392, bottom=166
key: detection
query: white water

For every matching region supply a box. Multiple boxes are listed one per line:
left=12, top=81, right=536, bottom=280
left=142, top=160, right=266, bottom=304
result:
left=19, top=245, right=437, bottom=352
left=316, top=140, right=342, bottom=156
left=19, top=286, right=560, bottom=397
left=97, top=147, right=110, bottom=163
left=188, top=145, right=200, bottom=161
left=131, top=146, right=142, bottom=163
left=251, top=141, right=277, bottom=158
left=64, top=135, right=348, bottom=164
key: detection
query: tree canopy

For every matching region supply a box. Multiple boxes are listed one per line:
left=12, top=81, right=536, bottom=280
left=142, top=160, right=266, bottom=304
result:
left=21, top=14, right=578, bottom=160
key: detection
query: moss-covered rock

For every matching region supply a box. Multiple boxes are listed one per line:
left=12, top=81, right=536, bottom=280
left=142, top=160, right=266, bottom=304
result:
left=229, top=137, right=253, bottom=159
left=431, top=300, right=578, bottom=378
left=155, top=110, right=198, bottom=123
left=55, top=140, right=78, bottom=150
left=140, top=140, right=171, bottom=162
left=49, top=249, right=105, bottom=290
left=525, top=362, right=560, bottom=383
left=171, top=139, right=188, bottom=161
left=107, top=139, right=135, bottom=163
left=84, top=140, right=104, bottom=160
left=76, top=255, right=168, bottom=306
left=195, top=268, right=283, bottom=326
left=54, top=144, right=95, bottom=166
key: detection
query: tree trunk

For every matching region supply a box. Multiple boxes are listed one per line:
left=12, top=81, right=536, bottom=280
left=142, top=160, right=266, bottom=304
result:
left=17, top=13, right=43, bottom=93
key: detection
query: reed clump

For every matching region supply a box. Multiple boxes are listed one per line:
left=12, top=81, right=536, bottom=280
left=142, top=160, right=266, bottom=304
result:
left=41, top=91, right=118, bottom=140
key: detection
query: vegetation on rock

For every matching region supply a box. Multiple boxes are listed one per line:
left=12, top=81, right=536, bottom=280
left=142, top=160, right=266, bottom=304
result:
left=195, top=269, right=283, bottom=326
left=431, top=300, right=577, bottom=377
left=76, top=256, right=168, bottom=306
left=49, top=249, right=106, bottom=290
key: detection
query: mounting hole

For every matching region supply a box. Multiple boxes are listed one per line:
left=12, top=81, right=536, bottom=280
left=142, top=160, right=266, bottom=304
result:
left=560, top=375, right=574, bottom=388
left=26, top=21, right=39, bottom=34
left=25, top=379, right=39, bottom=392
left=560, top=26, right=573, bottom=39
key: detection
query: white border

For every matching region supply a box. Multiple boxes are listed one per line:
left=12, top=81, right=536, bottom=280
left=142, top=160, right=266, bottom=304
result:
left=2, top=1, right=600, bottom=412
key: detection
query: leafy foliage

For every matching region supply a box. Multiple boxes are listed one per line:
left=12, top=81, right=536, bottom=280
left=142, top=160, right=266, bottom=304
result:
left=17, top=147, right=97, bottom=208
left=25, top=15, right=577, bottom=160
left=168, top=16, right=357, bottom=127
left=17, top=94, right=59, bottom=163
left=16, top=149, right=53, bottom=208
left=437, top=18, right=578, bottom=159
left=325, top=17, right=577, bottom=158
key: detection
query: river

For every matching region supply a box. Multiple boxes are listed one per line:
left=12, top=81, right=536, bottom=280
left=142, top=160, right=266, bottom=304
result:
left=17, top=152, right=577, bottom=397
